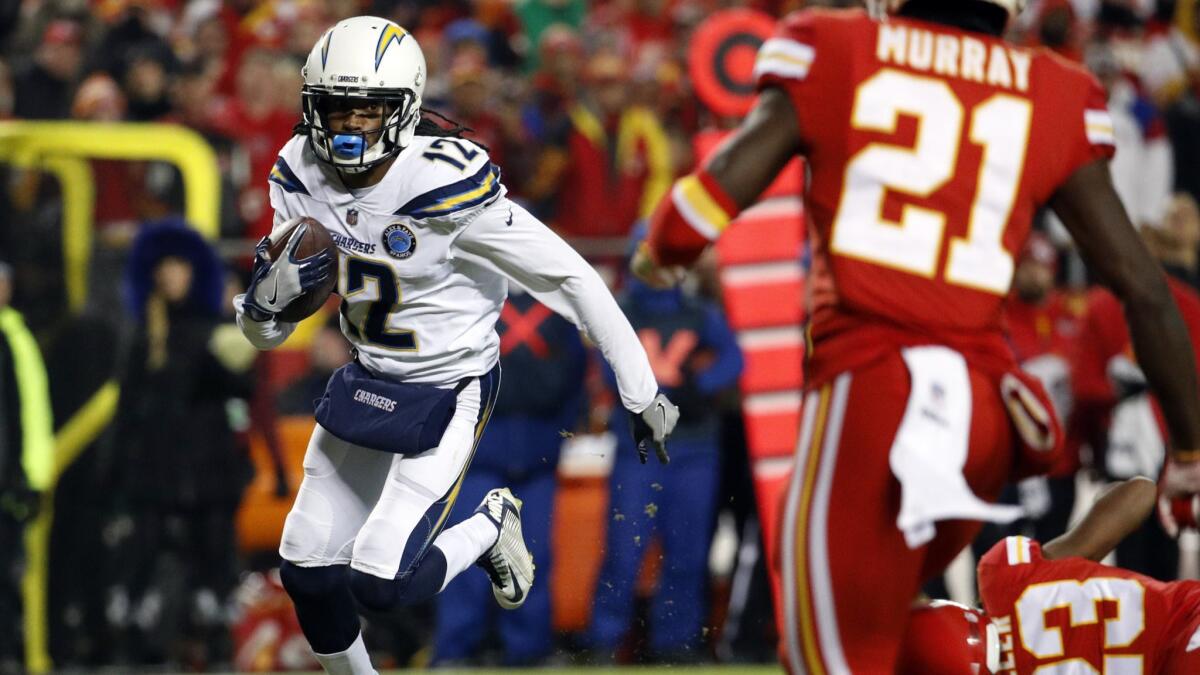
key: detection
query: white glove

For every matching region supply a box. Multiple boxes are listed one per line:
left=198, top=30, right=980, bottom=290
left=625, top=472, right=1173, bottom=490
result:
left=630, top=392, right=681, bottom=464
left=243, top=219, right=333, bottom=321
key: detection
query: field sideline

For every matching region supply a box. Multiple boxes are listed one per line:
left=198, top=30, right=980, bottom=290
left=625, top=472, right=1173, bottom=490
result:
left=398, top=662, right=782, bottom=667
left=190, top=662, right=782, bottom=667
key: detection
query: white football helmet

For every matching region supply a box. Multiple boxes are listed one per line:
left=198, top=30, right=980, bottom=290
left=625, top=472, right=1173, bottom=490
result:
left=301, top=16, right=426, bottom=173
left=868, top=0, right=1027, bottom=20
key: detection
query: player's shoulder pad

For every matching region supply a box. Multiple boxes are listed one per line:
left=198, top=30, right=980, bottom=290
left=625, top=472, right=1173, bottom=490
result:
left=759, top=7, right=868, bottom=85
left=777, top=6, right=869, bottom=38
left=1032, top=45, right=1110, bottom=107
left=782, top=5, right=868, bottom=29
left=981, top=536, right=1042, bottom=568
left=268, top=135, right=314, bottom=196
left=395, top=136, right=502, bottom=220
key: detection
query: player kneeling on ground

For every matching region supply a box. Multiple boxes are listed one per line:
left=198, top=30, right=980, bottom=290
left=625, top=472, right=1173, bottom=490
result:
left=901, top=478, right=1200, bottom=674
left=233, top=16, right=679, bottom=675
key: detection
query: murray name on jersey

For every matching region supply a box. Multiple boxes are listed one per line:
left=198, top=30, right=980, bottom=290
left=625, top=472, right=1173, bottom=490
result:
left=267, top=133, right=507, bottom=385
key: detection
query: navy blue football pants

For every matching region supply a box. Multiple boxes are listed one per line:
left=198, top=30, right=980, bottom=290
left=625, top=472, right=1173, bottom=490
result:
left=587, top=439, right=721, bottom=655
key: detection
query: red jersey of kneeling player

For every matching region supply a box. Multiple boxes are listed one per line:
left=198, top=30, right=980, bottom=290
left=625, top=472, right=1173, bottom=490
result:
left=978, top=535, right=1200, bottom=674
left=751, top=10, right=1115, bottom=386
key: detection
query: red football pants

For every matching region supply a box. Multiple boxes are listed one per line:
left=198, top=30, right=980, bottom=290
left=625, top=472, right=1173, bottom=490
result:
left=779, top=351, right=1013, bottom=674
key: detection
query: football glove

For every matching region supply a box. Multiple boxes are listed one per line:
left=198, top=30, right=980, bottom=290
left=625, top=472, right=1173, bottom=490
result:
left=630, top=392, right=680, bottom=464
left=1158, top=457, right=1200, bottom=536
left=242, top=220, right=333, bottom=322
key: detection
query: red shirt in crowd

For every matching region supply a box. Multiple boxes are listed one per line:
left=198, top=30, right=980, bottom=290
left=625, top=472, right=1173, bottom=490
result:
left=1071, top=277, right=1200, bottom=441
left=212, top=99, right=296, bottom=240
left=1005, top=292, right=1086, bottom=475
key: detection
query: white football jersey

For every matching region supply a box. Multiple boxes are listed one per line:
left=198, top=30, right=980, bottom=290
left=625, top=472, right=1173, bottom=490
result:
left=265, top=134, right=506, bottom=385
left=237, top=133, right=658, bottom=412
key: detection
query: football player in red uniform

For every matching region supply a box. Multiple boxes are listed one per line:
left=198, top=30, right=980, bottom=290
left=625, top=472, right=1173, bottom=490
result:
left=635, top=0, right=1200, bottom=671
left=978, top=477, right=1200, bottom=674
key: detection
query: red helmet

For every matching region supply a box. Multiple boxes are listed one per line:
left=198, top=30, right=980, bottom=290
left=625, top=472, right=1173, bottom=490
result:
left=897, top=600, right=1000, bottom=675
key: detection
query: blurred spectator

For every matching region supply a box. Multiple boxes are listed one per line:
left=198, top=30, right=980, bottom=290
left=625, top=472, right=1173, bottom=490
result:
left=1164, top=1, right=1200, bottom=203
left=72, top=72, right=125, bottom=121
left=1071, top=221, right=1200, bottom=581
left=12, top=19, right=84, bottom=119
left=1029, top=0, right=1085, bottom=60
left=444, top=54, right=531, bottom=188
left=613, top=0, right=677, bottom=62
left=0, top=60, right=13, bottom=120
left=212, top=49, right=297, bottom=241
left=230, top=570, right=318, bottom=672
left=0, top=260, right=54, bottom=675
left=93, top=3, right=176, bottom=85
left=0, top=0, right=18, bottom=45
left=446, top=55, right=508, bottom=166
left=553, top=52, right=672, bottom=243
left=587, top=271, right=742, bottom=663
left=104, top=223, right=253, bottom=668
left=277, top=317, right=352, bottom=416
left=519, top=25, right=584, bottom=219
left=1139, top=0, right=1200, bottom=105
left=1002, top=233, right=1086, bottom=542
left=175, top=10, right=232, bottom=83
left=515, top=0, right=586, bottom=72
left=168, top=59, right=224, bottom=133
left=1144, top=192, right=1200, bottom=286
left=71, top=73, right=149, bottom=315
left=121, top=48, right=174, bottom=121
left=433, top=290, right=587, bottom=667
left=1088, top=42, right=1175, bottom=229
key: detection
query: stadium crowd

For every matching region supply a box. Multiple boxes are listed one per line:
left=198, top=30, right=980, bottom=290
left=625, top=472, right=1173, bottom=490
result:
left=0, top=0, right=1199, bottom=671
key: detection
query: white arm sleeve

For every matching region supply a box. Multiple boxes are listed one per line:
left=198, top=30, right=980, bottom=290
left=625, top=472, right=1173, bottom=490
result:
left=456, top=198, right=658, bottom=412
left=233, top=293, right=297, bottom=350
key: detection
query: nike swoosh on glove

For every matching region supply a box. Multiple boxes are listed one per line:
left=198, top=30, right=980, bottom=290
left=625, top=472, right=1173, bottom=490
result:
left=630, top=393, right=680, bottom=464
left=243, top=220, right=333, bottom=321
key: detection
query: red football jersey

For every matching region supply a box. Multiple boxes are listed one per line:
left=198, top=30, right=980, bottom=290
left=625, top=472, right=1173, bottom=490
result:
left=1073, top=279, right=1200, bottom=413
left=1005, top=292, right=1087, bottom=475
left=1005, top=292, right=1086, bottom=364
left=978, top=536, right=1200, bottom=674
left=754, top=9, right=1114, bottom=384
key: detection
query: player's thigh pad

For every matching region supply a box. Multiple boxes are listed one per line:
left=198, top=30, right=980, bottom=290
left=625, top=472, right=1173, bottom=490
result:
left=279, top=424, right=393, bottom=566
left=351, top=369, right=498, bottom=579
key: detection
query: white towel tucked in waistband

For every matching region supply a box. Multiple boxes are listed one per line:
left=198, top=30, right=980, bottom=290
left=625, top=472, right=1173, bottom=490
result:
left=891, top=346, right=1023, bottom=549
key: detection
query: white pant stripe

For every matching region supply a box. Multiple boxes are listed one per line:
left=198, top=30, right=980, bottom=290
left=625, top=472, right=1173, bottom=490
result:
left=809, top=374, right=852, bottom=674
left=782, top=390, right=820, bottom=675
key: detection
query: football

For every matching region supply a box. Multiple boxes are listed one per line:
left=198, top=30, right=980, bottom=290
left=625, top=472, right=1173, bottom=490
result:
left=267, top=217, right=339, bottom=322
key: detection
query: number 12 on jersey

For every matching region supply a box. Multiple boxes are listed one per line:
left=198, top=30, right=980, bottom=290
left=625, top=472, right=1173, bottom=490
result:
left=341, top=258, right=417, bottom=351
left=831, top=68, right=1032, bottom=295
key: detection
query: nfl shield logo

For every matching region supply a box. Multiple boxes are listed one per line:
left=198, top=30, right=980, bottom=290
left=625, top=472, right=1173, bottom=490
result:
left=347, top=209, right=359, bottom=226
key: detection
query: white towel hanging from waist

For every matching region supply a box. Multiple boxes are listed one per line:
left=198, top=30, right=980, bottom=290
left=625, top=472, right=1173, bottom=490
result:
left=891, top=346, right=1023, bottom=549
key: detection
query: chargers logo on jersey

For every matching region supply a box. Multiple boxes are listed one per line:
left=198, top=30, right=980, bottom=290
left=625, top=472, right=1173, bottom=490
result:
left=375, top=24, right=408, bottom=71
left=382, top=223, right=417, bottom=259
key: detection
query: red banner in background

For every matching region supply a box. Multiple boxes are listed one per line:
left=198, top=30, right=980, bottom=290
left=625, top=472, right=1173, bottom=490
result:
left=689, top=8, right=807, bottom=626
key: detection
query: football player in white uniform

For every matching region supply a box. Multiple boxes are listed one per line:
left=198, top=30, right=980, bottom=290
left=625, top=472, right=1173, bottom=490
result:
left=233, top=17, right=680, bottom=675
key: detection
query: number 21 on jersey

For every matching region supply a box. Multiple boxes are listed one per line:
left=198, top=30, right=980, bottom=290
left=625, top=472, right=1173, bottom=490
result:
left=831, top=68, right=1031, bottom=295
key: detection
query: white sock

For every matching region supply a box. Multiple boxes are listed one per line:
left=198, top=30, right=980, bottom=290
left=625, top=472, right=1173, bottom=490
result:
left=432, top=512, right=499, bottom=591
left=314, top=633, right=377, bottom=675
